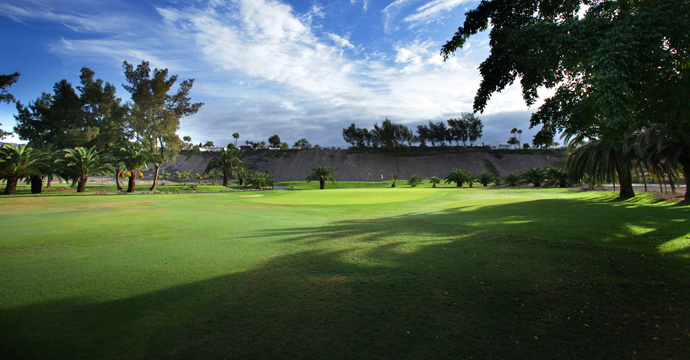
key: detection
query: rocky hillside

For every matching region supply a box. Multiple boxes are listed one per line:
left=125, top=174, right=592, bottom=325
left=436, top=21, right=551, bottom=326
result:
left=159, top=148, right=567, bottom=182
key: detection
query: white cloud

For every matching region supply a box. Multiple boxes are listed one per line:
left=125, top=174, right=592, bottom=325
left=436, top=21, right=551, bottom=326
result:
left=404, top=0, right=471, bottom=25
left=1, top=0, right=539, bottom=147
left=327, top=33, right=355, bottom=49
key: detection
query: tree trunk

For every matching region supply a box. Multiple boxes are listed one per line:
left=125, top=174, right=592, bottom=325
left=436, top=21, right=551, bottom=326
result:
left=115, top=167, right=123, bottom=191
left=320, top=179, right=325, bottom=189
left=457, top=182, right=461, bottom=187
left=77, top=176, right=88, bottom=193
left=127, top=175, right=136, bottom=193
left=4, top=177, right=18, bottom=195
left=223, top=172, right=229, bottom=187
left=615, top=158, right=635, bottom=199
left=31, top=175, right=43, bottom=194
left=680, top=157, right=690, bottom=202
left=47, top=175, right=52, bottom=188
left=432, top=182, right=436, bottom=188
left=150, top=165, right=160, bottom=191
left=71, top=178, right=78, bottom=188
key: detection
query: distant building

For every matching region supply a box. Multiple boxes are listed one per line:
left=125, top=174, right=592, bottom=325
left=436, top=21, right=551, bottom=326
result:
left=487, top=141, right=514, bottom=150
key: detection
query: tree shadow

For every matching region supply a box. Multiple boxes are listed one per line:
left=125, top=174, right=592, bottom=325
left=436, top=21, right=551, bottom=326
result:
left=1, top=198, right=689, bottom=359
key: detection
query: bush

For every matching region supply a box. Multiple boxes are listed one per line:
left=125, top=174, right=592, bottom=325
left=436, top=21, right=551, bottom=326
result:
left=504, top=173, right=521, bottom=187
left=248, top=172, right=275, bottom=190
left=521, top=167, right=546, bottom=187
left=477, top=171, right=494, bottom=186
left=407, top=175, right=422, bottom=187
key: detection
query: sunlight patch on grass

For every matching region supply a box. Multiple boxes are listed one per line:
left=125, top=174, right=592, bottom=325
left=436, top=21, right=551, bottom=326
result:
left=658, top=234, right=690, bottom=254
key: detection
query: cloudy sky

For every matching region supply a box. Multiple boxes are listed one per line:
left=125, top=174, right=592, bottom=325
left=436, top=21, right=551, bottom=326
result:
left=0, top=0, right=544, bottom=147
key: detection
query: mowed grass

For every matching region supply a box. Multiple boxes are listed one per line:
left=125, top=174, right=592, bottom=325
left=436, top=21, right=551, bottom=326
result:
left=0, top=187, right=689, bottom=359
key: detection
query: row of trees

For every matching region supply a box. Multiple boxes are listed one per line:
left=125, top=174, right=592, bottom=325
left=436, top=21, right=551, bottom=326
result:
left=342, top=114, right=483, bottom=148
left=0, top=142, right=278, bottom=194
left=6, top=61, right=203, bottom=192
left=303, top=165, right=571, bottom=190
left=0, top=143, right=160, bottom=194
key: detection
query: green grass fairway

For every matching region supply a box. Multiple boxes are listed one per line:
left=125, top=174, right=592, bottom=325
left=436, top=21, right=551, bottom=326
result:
left=1, top=188, right=689, bottom=359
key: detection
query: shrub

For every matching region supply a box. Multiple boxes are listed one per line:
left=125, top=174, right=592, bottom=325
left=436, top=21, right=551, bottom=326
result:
left=504, top=173, right=521, bottom=187
left=477, top=171, right=494, bottom=186
left=521, top=167, right=546, bottom=187
left=407, top=175, right=422, bottom=187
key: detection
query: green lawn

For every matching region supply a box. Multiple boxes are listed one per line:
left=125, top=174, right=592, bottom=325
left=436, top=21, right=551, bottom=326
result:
left=0, top=187, right=688, bottom=359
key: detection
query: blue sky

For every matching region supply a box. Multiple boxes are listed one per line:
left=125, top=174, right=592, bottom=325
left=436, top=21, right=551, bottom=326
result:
left=1, top=0, right=544, bottom=147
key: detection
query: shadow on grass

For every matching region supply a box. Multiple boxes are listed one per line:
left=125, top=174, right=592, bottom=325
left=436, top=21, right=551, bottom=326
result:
left=1, top=198, right=689, bottom=359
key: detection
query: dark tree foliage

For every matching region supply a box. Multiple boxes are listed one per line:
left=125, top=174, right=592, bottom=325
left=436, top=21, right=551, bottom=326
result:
left=343, top=120, right=413, bottom=148
left=14, top=68, right=128, bottom=150
left=442, top=0, right=690, bottom=143
left=268, top=134, right=281, bottom=148
left=122, top=61, right=203, bottom=191
left=0, top=72, right=20, bottom=139
left=293, top=138, right=312, bottom=149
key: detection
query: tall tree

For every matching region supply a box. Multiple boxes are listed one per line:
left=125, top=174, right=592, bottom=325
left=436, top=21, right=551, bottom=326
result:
left=14, top=68, right=127, bottom=150
left=232, top=132, right=240, bottom=147
left=122, top=61, right=203, bottom=191
left=442, top=0, right=690, bottom=198
left=1, top=72, right=20, bottom=139
left=268, top=134, right=281, bottom=148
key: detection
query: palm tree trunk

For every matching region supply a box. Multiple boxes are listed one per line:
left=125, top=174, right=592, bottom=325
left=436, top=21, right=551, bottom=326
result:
left=77, top=176, right=88, bottom=193
left=223, top=172, right=229, bottom=187
left=615, top=158, right=635, bottom=199
left=150, top=165, right=160, bottom=191
left=71, top=178, right=78, bottom=188
left=320, top=179, right=325, bottom=189
left=127, top=175, right=136, bottom=193
left=47, top=175, right=52, bottom=188
left=115, top=167, right=123, bottom=191
left=680, top=158, right=690, bottom=202
left=31, top=175, right=43, bottom=194
left=4, top=177, right=18, bottom=195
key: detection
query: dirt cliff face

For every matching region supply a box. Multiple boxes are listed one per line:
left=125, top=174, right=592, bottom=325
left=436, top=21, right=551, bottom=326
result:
left=237, top=148, right=567, bottom=182
left=156, top=148, right=567, bottom=181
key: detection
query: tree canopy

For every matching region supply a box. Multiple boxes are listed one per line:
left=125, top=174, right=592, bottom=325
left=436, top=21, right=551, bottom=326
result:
left=441, top=0, right=690, bottom=142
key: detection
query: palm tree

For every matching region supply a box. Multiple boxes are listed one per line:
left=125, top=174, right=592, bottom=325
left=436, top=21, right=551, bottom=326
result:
left=60, top=147, right=113, bottom=193
left=391, top=173, right=399, bottom=188
left=545, top=167, right=571, bottom=188
left=205, top=148, right=244, bottom=186
left=209, top=169, right=222, bottom=185
left=429, top=176, right=441, bottom=188
left=521, top=167, right=547, bottom=187
left=503, top=173, right=521, bottom=187
left=567, top=137, right=636, bottom=199
left=117, top=146, right=160, bottom=193
left=232, top=132, right=240, bottom=147
left=29, top=145, right=60, bottom=194
left=477, top=171, right=494, bottom=186
left=444, top=168, right=471, bottom=187
left=306, top=166, right=337, bottom=189
left=249, top=171, right=274, bottom=190
left=159, top=170, right=169, bottom=185
left=0, top=144, right=43, bottom=195
left=407, top=175, right=422, bottom=187
left=195, top=172, right=205, bottom=184
left=638, top=124, right=690, bottom=201
left=177, top=170, right=190, bottom=186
